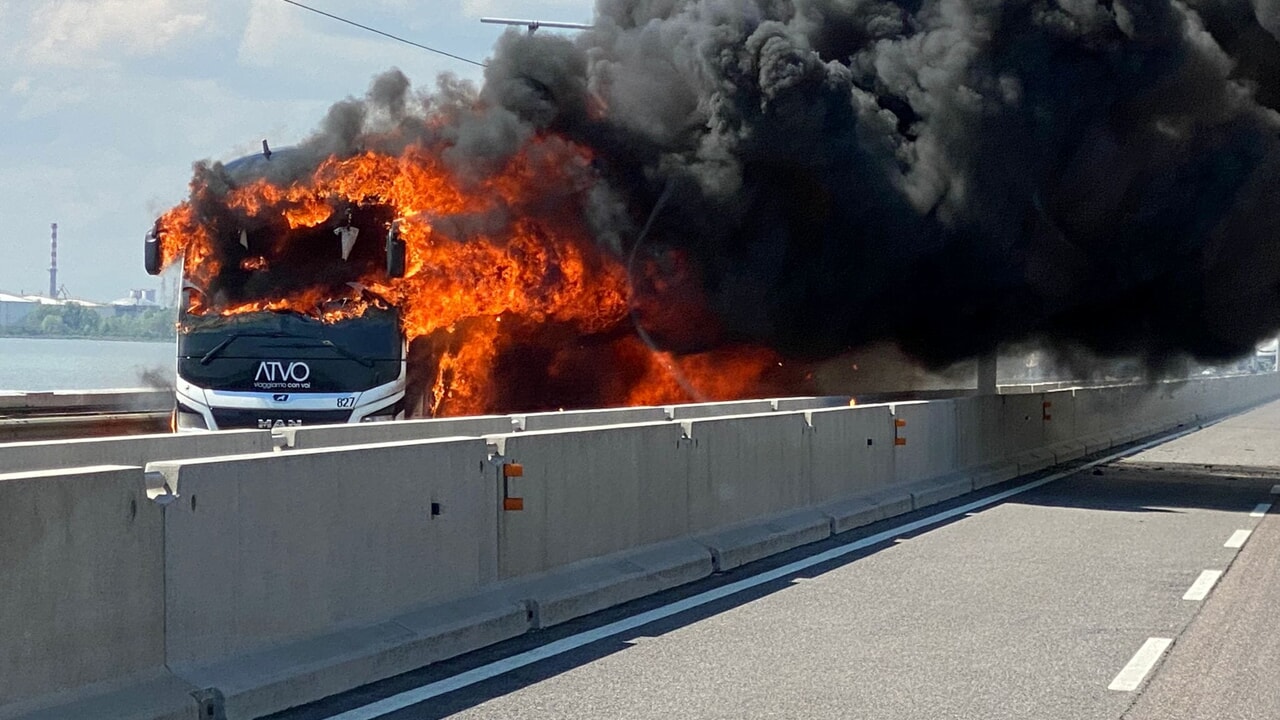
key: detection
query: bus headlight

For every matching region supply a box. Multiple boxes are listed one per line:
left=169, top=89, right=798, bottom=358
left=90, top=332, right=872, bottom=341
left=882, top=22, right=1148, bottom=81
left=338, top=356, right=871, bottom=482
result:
left=359, top=400, right=403, bottom=423
left=176, top=403, right=209, bottom=430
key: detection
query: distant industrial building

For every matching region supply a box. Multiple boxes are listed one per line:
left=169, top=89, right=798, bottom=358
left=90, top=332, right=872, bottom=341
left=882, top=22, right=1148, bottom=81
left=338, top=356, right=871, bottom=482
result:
left=108, top=289, right=162, bottom=316
left=0, top=291, right=115, bottom=327
left=0, top=292, right=35, bottom=327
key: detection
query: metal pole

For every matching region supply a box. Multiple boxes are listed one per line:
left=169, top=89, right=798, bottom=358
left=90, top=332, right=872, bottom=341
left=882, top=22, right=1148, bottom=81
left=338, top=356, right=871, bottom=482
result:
left=49, top=223, right=58, bottom=299
left=978, top=351, right=998, bottom=395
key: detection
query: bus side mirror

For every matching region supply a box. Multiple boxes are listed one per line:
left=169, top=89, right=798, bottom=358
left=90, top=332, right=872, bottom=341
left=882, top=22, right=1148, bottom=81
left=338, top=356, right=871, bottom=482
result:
left=144, top=225, right=162, bottom=276
left=386, top=224, right=406, bottom=278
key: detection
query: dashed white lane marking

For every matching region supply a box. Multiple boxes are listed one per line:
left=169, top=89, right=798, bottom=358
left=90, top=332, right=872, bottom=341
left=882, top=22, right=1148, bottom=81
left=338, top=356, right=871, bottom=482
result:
left=1250, top=503, right=1272, bottom=518
left=1109, top=638, right=1173, bottom=691
left=1225, top=529, right=1252, bottom=549
left=1182, top=570, right=1223, bottom=601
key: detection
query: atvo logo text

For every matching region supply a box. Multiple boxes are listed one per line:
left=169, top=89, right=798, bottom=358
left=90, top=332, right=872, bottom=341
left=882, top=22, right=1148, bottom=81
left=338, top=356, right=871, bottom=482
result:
left=255, top=361, right=311, bottom=382
left=253, top=361, right=312, bottom=390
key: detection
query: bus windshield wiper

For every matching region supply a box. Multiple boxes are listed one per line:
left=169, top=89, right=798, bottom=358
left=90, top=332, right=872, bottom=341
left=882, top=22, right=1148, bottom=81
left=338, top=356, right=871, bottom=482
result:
left=199, top=334, right=240, bottom=365
left=199, top=332, right=287, bottom=365
left=321, top=340, right=376, bottom=368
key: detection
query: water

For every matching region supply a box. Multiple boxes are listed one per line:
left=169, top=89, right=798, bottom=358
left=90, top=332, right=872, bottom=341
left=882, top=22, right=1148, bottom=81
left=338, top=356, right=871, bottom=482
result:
left=0, top=337, right=173, bottom=392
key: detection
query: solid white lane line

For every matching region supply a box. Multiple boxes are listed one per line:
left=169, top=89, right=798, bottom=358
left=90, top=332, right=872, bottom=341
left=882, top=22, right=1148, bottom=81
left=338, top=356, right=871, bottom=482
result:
left=1109, top=638, right=1173, bottom=691
left=322, top=425, right=1217, bottom=720
left=1182, top=570, right=1223, bottom=601
left=1225, top=529, right=1252, bottom=549
left=324, top=477, right=1067, bottom=720
left=1250, top=503, right=1272, bottom=518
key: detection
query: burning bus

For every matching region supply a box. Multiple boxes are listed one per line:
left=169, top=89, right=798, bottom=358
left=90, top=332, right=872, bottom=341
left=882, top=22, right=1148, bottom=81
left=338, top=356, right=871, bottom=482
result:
left=145, top=146, right=411, bottom=431
left=144, top=127, right=798, bottom=430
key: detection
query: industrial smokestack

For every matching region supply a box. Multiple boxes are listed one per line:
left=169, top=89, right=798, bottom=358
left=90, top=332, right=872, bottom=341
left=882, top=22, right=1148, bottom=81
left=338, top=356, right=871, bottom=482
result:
left=48, top=223, right=57, bottom=299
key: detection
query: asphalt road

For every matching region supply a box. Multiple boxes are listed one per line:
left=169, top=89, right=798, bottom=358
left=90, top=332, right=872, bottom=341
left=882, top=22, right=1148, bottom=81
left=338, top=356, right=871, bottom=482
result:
left=273, top=401, right=1280, bottom=720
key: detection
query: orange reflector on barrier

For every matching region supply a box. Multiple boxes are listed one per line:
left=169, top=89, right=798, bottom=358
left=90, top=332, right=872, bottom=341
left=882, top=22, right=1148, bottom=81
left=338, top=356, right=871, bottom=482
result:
left=895, top=438, right=907, bottom=446
left=503, top=463, right=524, bottom=477
left=503, top=498, right=524, bottom=511
left=894, top=419, right=907, bottom=428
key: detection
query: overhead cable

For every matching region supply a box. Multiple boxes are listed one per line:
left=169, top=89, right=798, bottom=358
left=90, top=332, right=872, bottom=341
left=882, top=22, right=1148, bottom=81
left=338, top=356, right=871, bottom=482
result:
left=279, top=0, right=487, bottom=68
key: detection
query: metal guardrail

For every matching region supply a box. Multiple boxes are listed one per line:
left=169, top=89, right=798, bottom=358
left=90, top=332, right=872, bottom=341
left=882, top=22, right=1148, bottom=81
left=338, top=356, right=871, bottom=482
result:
left=0, top=389, right=172, bottom=442
left=0, top=412, right=171, bottom=443
left=0, top=388, right=172, bottom=416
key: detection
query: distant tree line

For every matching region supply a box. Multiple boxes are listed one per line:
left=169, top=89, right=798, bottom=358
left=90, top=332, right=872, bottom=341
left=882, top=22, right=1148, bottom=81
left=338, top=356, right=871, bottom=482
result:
left=2, top=304, right=176, bottom=340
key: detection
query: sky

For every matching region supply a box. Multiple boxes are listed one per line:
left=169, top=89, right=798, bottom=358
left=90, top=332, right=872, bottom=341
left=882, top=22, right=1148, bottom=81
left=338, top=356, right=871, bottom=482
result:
left=0, top=0, right=594, bottom=302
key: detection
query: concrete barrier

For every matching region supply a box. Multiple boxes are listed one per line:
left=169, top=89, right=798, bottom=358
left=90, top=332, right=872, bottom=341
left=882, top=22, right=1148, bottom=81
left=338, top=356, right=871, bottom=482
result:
left=490, top=539, right=712, bottom=629
left=0, top=466, right=196, bottom=720
left=279, top=415, right=514, bottom=450
left=283, top=397, right=858, bottom=450
left=0, top=430, right=273, bottom=476
left=1213, top=374, right=1273, bottom=415
left=1041, top=390, right=1077, bottom=445
left=515, top=406, right=669, bottom=432
left=1122, top=384, right=1162, bottom=432
left=489, top=422, right=688, bottom=579
left=676, top=412, right=827, bottom=570
left=954, top=395, right=1004, bottom=469
left=889, top=401, right=958, bottom=484
left=149, top=438, right=495, bottom=674
left=146, top=437, right=509, bottom=719
left=683, top=412, right=814, bottom=531
left=697, top=508, right=830, bottom=571
left=1073, top=386, right=1132, bottom=438
left=771, top=396, right=855, bottom=412
left=999, top=393, right=1046, bottom=457
left=667, top=399, right=776, bottom=420
left=1163, top=382, right=1202, bottom=426
left=12, top=373, right=1280, bottom=720
left=806, top=404, right=895, bottom=503
left=283, top=398, right=852, bottom=450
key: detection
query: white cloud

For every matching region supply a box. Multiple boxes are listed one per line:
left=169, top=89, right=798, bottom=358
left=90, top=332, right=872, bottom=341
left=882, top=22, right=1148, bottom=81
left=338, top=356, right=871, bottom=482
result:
left=237, top=0, right=297, bottom=68
left=11, top=80, right=93, bottom=119
left=23, top=0, right=210, bottom=69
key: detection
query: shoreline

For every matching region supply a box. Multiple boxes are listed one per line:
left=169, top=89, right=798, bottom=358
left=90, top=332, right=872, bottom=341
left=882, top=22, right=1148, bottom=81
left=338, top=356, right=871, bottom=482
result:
left=0, top=334, right=173, bottom=344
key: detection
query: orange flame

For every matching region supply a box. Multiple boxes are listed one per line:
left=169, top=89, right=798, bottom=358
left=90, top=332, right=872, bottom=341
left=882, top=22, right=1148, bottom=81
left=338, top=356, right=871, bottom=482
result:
left=155, top=138, right=794, bottom=416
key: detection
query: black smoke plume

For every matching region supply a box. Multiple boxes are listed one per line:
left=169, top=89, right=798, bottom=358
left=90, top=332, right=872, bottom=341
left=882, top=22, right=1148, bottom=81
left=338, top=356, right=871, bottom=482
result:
left=207, top=0, right=1280, bottom=372
left=500, top=0, right=1280, bottom=368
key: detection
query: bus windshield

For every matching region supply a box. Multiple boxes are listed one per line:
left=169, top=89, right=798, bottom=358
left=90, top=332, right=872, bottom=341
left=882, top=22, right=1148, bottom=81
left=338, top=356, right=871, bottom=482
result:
left=176, top=307, right=402, bottom=394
